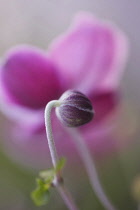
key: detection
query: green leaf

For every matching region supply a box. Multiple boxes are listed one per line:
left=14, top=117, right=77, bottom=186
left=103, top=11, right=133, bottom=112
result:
left=55, top=157, right=66, bottom=173
left=39, top=157, right=66, bottom=181
left=31, top=179, right=50, bottom=206
left=31, top=157, right=66, bottom=206
left=39, top=169, right=54, bottom=182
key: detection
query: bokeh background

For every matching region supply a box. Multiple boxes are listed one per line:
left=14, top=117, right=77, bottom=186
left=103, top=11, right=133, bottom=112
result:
left=0, top=0, right=140, bottom=209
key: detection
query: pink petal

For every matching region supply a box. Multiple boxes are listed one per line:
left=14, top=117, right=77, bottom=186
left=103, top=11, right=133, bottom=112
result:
left=82, top=122, right=120, bottom=158
left=80, top=93, right=121, bottom=157
left=49, top=12, right=128, bottom=94
left=0, top=88, right=45, bottom=133
left=90, top=91, right=120, bottom=123
left=0, top=45, right=62, bottom=110
left=2, top=113, right=77, bottom=169
left=2, top=107, right=120, bottom=169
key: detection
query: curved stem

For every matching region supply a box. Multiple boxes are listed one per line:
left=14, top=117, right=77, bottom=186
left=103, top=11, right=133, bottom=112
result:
left=44, top=101, right=79, bottom=210
left=67, top=128, right=117, bottom=210
left=44, top=100, right=60, bottom=167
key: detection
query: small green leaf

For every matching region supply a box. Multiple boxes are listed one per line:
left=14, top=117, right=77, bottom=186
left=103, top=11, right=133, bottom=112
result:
left=39, top=157, right=66, bottom=181
left=55, top=157, right=66, bottom=173
left=31, top=179, right=50, bottom=206
left=39, top=169, right=54, bottom=182
left=31, top=157, right=66, bottom=206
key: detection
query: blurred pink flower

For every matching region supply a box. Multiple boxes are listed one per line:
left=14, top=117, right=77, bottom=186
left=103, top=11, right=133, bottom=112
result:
left=0, top=12, right=128, bottom=168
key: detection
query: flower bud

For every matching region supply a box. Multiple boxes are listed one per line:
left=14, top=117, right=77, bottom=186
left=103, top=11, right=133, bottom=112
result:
left=56, top=90, right=94, bottom=127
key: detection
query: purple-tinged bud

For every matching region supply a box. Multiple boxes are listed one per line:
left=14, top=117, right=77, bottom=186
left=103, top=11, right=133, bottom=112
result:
left=56, top=90, right=94, bottom=127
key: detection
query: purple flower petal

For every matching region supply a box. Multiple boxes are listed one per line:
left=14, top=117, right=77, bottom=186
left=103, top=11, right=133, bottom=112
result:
left=49, top=12, right=128, bottom=94
left=78, top=91, right=119, bottom=133
left=90, top=91, right=120, bottom=123
left=0, top=45, right=62, bottom=109
left=80, top=92, right=121, bottom=157
left=0, top=94, right=45, bottom=133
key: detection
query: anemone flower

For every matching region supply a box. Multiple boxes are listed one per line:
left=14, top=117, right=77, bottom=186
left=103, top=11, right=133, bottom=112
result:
left=0, top=12, right=128, bottom=169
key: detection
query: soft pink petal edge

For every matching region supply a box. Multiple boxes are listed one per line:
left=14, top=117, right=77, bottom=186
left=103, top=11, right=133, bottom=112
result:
left=0, top=46, right=46, bottom=132
left=0, top=87, right=45, bottom=133
left=0, top=45, right=63, bottom=109
left=0, top=44, right=63, bottom=133
left=48, top=11, right=129, bottom=93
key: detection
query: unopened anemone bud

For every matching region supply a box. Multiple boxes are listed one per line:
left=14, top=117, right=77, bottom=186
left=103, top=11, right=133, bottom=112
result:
left=56, top=90, right=94, bottom=127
